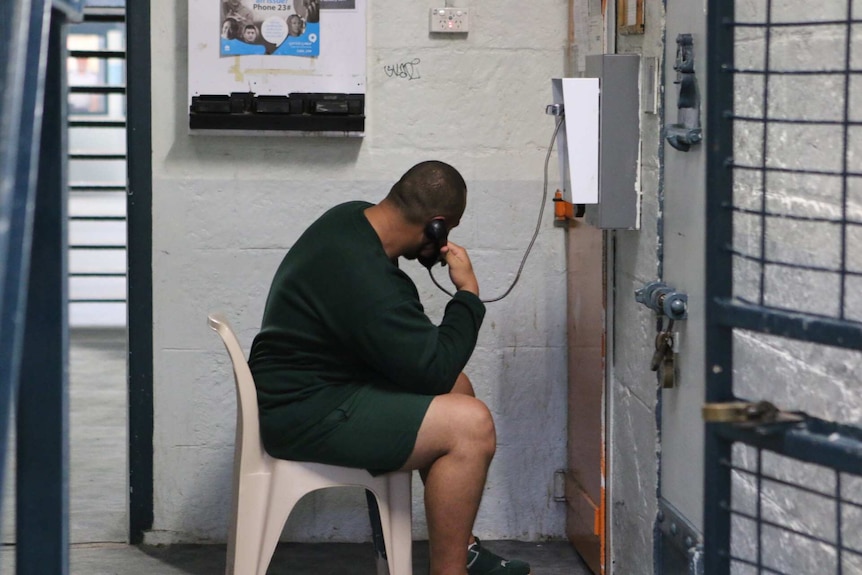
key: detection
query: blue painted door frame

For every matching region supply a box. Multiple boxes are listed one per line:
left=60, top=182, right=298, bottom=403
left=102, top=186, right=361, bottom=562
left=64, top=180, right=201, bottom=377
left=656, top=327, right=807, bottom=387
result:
left=125, top=0, right=154, bottom=544
left=17, top=12, right=71, bottom=572
left=0, top=1, right=84, bottom=572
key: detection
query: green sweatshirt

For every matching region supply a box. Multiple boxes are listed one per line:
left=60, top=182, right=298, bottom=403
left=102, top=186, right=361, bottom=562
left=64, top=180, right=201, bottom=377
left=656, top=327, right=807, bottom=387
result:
left=249, top=201, right=486, bottom=438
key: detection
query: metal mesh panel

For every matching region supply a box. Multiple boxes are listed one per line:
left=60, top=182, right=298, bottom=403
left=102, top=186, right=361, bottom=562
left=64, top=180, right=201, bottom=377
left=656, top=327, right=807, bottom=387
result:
left=731, top=330, right=862, bottom=424
left=727, top=445, right=862, bottom=574
left=728, top=2, right=862, bottom=329
left=705, top=1, right=862, bottom=573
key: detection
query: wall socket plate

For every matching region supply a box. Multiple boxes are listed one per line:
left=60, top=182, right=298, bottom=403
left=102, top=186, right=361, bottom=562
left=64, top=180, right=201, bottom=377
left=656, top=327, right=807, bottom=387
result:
left=429, top=7, right=469, bottom=33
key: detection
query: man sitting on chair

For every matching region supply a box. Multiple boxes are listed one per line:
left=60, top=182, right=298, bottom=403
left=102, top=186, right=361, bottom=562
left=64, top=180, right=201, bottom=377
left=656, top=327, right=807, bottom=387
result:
left=248, top=160, right=531, bottom=575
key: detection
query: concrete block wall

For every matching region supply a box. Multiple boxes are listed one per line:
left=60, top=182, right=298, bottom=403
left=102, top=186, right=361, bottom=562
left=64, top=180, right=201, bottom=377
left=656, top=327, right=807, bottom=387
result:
left=149, top=0, right=570, bottom=544
left=606, top=4, right=666, bottom=574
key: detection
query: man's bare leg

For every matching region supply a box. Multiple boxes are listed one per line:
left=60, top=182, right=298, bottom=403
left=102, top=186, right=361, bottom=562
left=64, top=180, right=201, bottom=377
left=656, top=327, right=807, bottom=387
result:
left=399, top=387, right=495, bottom=575
left=450, top=372, right=475, bottom=397
left=418, top=372, right=480, bottom=550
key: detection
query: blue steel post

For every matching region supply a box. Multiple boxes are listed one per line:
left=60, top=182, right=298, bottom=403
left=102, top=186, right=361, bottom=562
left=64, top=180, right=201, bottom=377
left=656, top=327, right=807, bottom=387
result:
left=126, top=0, right=155, bottom=543
left=16, top=7, right=70, bottom=574
left=0, top=0, right=51, bottom=545
left=704, top=0, right=735, bottom=573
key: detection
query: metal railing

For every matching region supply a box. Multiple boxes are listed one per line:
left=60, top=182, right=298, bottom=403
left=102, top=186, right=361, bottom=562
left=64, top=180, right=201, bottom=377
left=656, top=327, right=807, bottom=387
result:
left=67, top=10, right=127, bottom=326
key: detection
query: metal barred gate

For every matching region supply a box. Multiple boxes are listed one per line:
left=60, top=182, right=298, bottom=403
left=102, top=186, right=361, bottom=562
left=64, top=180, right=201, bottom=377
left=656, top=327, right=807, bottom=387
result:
left=705, top=1, right=862, bottom=574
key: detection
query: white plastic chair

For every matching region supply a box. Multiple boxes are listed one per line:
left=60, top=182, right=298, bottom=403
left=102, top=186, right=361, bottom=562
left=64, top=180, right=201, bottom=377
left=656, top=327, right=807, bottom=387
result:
left=208, top=313, right=414, bottom=575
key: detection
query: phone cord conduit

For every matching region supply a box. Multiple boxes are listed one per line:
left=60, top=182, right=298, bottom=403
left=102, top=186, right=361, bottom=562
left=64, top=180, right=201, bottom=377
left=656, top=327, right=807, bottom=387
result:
left=429, top=117, right=563, bottom=303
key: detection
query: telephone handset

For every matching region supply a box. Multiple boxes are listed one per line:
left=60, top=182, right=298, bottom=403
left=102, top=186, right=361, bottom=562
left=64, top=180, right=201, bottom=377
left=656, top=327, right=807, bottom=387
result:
left=418, top=219, right=448, bottom=269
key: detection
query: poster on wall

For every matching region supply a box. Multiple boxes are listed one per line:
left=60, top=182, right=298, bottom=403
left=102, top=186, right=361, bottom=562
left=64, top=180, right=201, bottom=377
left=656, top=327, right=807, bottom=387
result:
left=189, top=0, right=366, bottom=122
left=220, top=0, right=320, bottom=57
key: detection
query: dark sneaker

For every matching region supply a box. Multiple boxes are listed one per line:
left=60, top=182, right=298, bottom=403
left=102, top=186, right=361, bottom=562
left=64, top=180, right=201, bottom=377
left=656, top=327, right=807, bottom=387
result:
left=466, top=538, right=532, bottom=575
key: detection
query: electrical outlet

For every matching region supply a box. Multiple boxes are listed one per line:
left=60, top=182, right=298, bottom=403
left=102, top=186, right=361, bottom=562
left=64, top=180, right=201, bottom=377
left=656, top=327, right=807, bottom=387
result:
left=429, top=7, right=469, bottom=33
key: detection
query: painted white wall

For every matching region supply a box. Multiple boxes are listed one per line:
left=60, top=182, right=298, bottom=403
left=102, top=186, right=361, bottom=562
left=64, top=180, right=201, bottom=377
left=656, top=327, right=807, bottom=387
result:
left=149, top=0, right=570, bottom=543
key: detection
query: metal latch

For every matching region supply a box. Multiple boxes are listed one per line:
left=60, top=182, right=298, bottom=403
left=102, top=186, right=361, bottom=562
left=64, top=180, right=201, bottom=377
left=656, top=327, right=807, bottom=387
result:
left=666, top=34, right=702, bottom=152
left=636, top=281, right=688, bottom=389
left=635, top=281, right=688, bottom=321
left=702, top=401, right=806, bottom=428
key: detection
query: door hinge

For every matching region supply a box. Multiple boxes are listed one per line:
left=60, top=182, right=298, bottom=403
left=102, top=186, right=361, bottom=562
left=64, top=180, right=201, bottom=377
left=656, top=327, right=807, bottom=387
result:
left=553, top=469, right=567, bottom=502
left=702, top=400, right=806, bottom=428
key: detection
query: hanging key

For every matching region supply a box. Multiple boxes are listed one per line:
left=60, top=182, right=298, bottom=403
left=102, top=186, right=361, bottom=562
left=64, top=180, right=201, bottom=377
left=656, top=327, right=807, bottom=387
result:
left=650, top=331, right=672, bottom=371
left=650, top=319, right=674, bottom=370
left=651, top=320, right=676, bottom=388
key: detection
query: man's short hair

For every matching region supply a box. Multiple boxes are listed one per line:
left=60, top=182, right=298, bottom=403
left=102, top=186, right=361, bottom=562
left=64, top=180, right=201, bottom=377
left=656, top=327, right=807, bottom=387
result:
left=386, top=160, right=467, bottom=224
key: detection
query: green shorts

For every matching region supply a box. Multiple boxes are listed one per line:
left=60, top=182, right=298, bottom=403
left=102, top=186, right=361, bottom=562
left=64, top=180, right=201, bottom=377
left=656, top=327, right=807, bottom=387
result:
left=263, top=385, right=434, bottom=476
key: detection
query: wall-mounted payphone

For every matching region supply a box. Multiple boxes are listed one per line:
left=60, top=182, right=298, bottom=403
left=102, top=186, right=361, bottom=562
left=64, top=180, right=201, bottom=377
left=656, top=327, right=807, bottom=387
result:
left=551, top=54, right=641, bottom=229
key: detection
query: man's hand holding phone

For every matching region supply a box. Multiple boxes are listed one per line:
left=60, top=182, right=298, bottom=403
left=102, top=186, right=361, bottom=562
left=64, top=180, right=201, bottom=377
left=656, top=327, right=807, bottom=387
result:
left=441, top=241, right=479, bottom=297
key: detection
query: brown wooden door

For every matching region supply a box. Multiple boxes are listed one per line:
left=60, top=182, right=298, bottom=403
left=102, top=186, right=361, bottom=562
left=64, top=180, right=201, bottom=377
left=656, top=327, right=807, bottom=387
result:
left=565, top=221, right=605, bottom=574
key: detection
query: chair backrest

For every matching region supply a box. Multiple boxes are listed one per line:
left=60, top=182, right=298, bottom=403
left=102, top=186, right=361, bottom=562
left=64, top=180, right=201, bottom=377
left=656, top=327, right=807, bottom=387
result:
left=208, top=313, right=267, bottom=470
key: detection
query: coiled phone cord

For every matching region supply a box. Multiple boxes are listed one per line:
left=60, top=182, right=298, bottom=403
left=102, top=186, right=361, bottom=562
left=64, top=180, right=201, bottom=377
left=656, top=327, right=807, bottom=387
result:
left=429, top=117, right=564, bottom=303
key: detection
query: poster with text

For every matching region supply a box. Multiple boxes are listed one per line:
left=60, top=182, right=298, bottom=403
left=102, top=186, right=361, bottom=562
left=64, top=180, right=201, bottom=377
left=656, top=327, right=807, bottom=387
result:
left=220, top=0, right=320, bottom=57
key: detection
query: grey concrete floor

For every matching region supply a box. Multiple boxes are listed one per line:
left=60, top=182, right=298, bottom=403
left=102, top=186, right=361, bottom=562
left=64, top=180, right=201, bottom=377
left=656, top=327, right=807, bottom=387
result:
left=2, top=540, right=589, bottom=574
left=3, top=329, right=127, bottom=545
left=0, top=330, right=592, bottom=574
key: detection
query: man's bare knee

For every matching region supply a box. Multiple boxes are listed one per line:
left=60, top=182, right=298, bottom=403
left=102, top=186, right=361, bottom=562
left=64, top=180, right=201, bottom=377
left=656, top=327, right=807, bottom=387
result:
left=401, top=395, right=495, bottom=471
left=452, top=397, right=495, bottom=459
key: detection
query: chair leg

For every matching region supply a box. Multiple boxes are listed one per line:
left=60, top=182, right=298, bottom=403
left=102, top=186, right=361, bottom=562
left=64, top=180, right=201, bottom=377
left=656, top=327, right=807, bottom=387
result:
left=226, top=475, right=271, bottom=575
left=256, top=475, right=312, bottom=575
left=378, top=473, right=413, bottom=575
